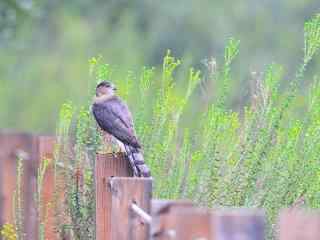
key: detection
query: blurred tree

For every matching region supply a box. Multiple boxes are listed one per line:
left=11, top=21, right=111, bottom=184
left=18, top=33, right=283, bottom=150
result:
left=0, top=0, right=319, bottom=132
left=0, top=0, right=32, bottom=42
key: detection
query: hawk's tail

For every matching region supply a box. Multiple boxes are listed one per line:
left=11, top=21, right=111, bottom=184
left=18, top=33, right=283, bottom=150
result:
left=124, top=145, right=151, bottom=177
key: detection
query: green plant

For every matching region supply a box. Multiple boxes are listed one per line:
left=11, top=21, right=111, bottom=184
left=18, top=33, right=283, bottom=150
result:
left=1, top=223, right=17, bottom=240
left=36, top=158, right=51, bottom=240
left=51, top=13, right=320, bottom=240
left=13, top=153, right=24, bottom=240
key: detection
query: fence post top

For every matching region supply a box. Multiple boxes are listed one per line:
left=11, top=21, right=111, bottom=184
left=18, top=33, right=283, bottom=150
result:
left=213, top=208, right=266, bottom=217
left=95, top=152, right=126, bottom=157
left=109, top=176, right=153, bottom=182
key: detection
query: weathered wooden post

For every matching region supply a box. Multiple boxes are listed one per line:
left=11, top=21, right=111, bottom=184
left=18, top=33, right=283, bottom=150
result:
left=0, top=131, right=38, bottom=240
left=173, top=207, right=212, bottom=240
left=151, top=200, right=211, bottom=240
left=110, top=177, right=152, bottom=240
left=95, top=153, right=132, bottom=240
left=151, top=200, right=194, bottom=239
left=38, top=136, right=56, bottom=240
left=279, top=209, right=320, bottom=240
left=212, top=209, right=265, bottom=240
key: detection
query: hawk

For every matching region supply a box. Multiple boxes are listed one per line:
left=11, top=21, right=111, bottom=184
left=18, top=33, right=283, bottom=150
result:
left=92, top=81, right=151, bottom=177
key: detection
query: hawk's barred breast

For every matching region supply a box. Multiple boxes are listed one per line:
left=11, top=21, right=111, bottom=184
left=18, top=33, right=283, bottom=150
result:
left=92, top=96, right=141, bottom=148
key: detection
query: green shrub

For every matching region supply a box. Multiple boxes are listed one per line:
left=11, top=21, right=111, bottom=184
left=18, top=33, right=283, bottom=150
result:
left=51, top=14, right=320, bottom=239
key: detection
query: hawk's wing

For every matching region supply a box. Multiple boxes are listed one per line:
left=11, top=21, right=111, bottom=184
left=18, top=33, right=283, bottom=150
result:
left=92, top=96, right=141, bottom=148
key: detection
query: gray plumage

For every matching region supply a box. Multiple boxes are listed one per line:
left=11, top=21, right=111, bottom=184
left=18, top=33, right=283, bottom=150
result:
left=92, top=82, right=151, bottom=177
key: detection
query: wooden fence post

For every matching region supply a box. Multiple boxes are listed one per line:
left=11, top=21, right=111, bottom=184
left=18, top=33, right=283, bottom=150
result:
left=279, top=209, right=320, bottom=240
left=95, top=153, right=132, bottom=240
left=154, top=207, right=212, bottom=240
left=212, top=209, right=265, bottom=240
left=0, top=132, right=38, bottom=240
left=38, top=136, right=56, bottom=240
left=175, top=208, right=212, bottom=240
left=110, top=177, right=152, bottom=240
left=151, top=200, right=194, bottom=239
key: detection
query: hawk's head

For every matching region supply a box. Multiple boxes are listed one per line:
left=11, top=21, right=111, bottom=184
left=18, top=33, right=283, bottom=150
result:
left=96, top=81, right=117, bottom=97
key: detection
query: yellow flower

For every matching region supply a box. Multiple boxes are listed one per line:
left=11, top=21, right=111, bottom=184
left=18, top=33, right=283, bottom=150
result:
left=1, top=224, right=17, bottom=240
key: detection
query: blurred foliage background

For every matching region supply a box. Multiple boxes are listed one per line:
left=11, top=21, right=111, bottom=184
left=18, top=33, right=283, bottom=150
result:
left=0, top=0, right=320, bottom=132
left=1, top=2, right=320, bottom=239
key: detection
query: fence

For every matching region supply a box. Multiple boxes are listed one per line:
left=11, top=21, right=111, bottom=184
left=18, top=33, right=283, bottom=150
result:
left=0, top=132, right=320, bottom=240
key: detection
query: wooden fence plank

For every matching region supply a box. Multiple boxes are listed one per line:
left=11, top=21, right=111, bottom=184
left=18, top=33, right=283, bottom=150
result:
left=213, top=209, right=265, bottom=240
left=95, top=153, right=132, bottom=240
left=38, top=136, right=56, bottom=240
left=151, top=199, right=194, bottom=216
left=110, top=177, right=152, bottom=240
left=174, top=208, right=211, bottom=240
left=153, top=206, right=211, bottom=240
left=0, top=132, right=38, bottom=240
left=279, top=209, right=320, bottom=240
left=151, top=200, right=194, bottom=239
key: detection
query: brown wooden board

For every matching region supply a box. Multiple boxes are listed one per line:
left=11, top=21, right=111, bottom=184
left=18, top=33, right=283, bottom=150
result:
left=151, top=199, right=194, bottom=239
left=213, top=208, right=265, bottom=240
left=38, top=136, right=57, bottom=240
left=176, top=207, right=212, bottom=240
left=110, top=177, right=152, bottom=240
left=0, top=132, right=38, bottom=240
left=156, top=207, right=211, bottom=240
left=95, top=153, right=132, bottom=240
